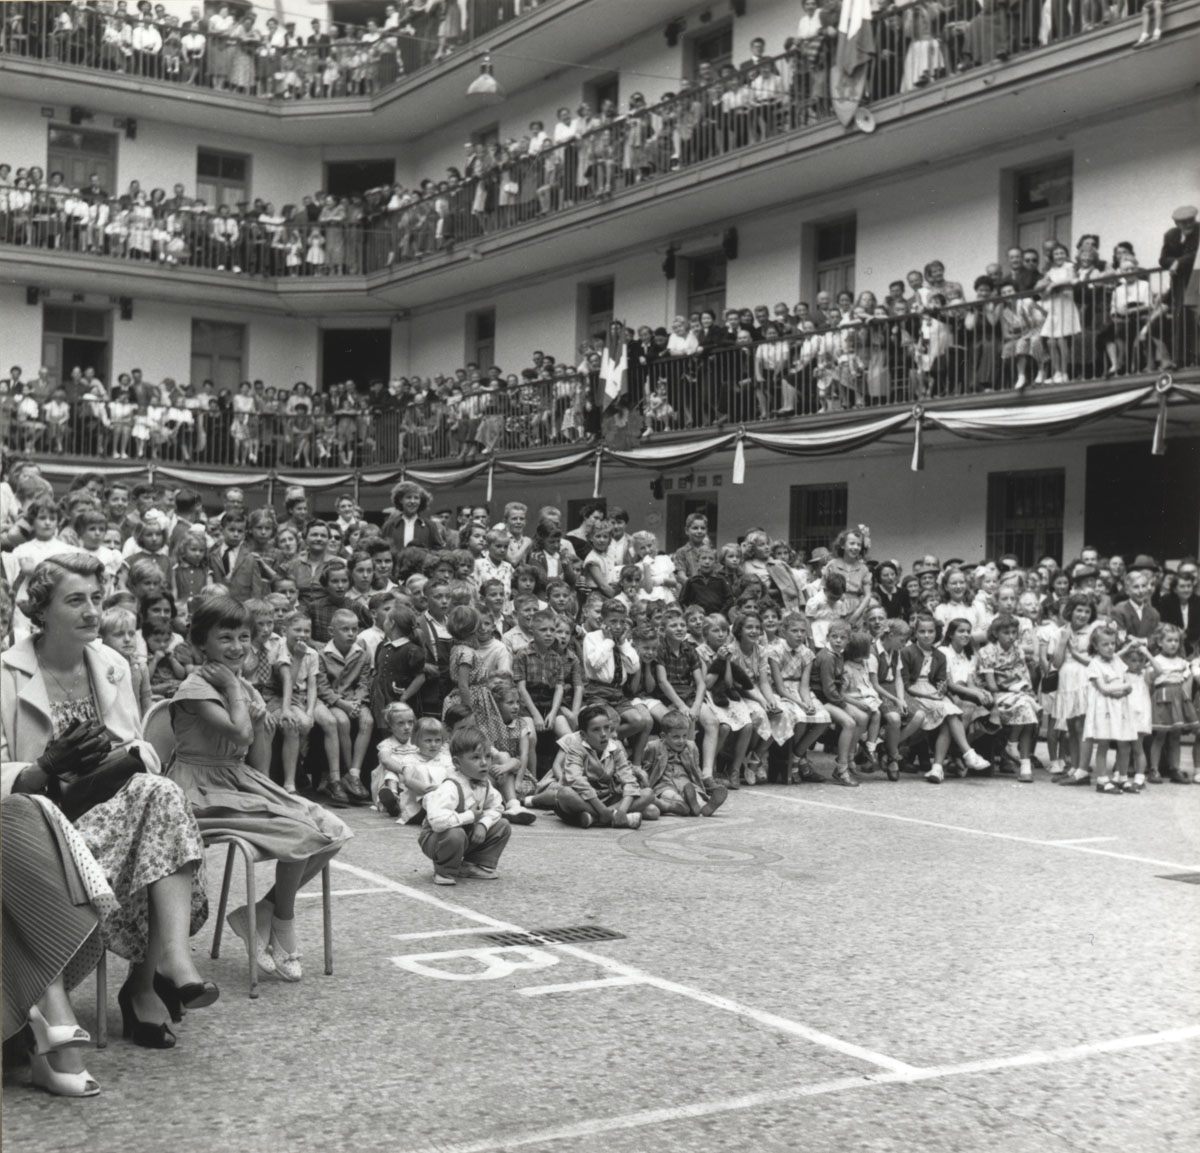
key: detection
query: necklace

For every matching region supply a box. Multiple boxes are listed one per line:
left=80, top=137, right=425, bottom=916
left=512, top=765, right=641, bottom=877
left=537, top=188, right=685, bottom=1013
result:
left=41, top=660, right=88, bottom=700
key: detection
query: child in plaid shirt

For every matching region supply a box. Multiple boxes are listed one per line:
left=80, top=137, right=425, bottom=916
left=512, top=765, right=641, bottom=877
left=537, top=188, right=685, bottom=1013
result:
left=514, top=610, right=582, bottom=737
left=647, top=605, right=721, bottom=781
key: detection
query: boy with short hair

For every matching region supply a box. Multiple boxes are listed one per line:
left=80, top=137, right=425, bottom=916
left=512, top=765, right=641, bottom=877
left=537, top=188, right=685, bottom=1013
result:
left=581, top=600, right=653, bottom=769
left=515, top=609, right=581, bottom=737
left=554, top=704, right=660, bottom=829
left=502, top=593, right=539, bottom=656
left=648, top=605, right=722, bottom=782
left=318, top=607, right=375, bottom=803
left=680, top=547, right=732, bottom=614
left=357, top=590, right=395, bottom=668
left=644, top=709, right=728, bottom=817
left=420, top=726, right=512, bottom=885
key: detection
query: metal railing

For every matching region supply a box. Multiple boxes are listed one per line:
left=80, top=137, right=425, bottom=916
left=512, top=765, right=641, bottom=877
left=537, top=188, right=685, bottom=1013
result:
left=0, top=0, right=550, bottom=99
left=0, top=8, right=1157, bottom=279
left=4, top=288, right=1192, bottom=468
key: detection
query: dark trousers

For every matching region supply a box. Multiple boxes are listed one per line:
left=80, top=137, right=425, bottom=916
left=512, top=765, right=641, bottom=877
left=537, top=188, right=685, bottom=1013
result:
left=419, top=819, right=511, bottom=877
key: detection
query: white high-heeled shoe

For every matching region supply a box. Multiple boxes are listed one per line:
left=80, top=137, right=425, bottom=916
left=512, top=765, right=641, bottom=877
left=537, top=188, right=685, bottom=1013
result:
left=30, top=1053, right=100, bottom=1098
left=27, top=1005, right=90, bottom=1054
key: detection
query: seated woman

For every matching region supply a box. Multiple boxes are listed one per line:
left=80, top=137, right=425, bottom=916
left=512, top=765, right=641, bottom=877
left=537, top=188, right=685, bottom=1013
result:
left=3, top=793, right=108, bottom=1097
left=168, top=596, right=352, bottom=982
left=1, top=553, right=214, bottom=1052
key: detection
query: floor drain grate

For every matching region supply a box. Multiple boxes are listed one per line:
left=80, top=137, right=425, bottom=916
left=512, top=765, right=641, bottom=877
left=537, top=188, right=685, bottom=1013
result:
left=476, top=926, right=626, bottom=946
left=1158, top=873, right=1200, bottom=885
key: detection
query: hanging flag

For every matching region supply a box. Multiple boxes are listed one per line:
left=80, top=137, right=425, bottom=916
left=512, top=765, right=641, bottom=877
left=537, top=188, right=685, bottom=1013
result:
left=831, top=0, right=876, bottom=129
left=732, top=431, right=746, bottom=485
left=601, top=343, right=627, bottom=404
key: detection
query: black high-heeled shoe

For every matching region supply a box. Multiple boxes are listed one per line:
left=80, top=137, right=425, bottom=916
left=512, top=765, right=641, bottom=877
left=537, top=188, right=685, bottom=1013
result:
left=117, top=981, right=176, bottom=1050
left=153, top=973, right=184, bottom=1024
left=156, top=974, right=220, bottom=1015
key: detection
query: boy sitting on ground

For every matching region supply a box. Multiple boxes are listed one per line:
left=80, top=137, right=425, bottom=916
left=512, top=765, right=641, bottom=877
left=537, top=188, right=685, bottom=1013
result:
left=644, top=708, right=728, bottom=817
left=554, top=704, right=661, bottom=829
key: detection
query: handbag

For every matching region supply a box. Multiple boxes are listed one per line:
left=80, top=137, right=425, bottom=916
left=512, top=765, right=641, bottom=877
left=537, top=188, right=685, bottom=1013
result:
left=49, top=748, right=146, bottom=823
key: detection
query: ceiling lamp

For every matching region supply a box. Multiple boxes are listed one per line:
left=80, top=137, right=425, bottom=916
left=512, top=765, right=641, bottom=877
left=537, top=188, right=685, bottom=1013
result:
left=466, top=55, right=505, bottom=104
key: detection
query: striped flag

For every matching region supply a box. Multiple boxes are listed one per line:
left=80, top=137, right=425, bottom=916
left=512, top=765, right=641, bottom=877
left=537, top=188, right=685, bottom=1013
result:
left=601, top=343, right=627, bottom=403
left=832, top=0, right=876, bottom=128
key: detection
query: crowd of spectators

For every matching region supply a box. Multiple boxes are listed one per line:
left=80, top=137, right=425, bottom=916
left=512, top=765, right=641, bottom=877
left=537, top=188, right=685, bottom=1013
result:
left=2, top=1, right=542, bottom=97
left=2, top=467, right=1197, bottom=810
left=2, top=204, right=1194, bottom=464
left=1, top=2, right=1171, bottom=276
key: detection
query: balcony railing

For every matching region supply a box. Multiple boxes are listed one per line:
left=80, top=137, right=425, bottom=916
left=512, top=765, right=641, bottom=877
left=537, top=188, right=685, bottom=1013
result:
left=0, top=0, right=551, bottom=100
left=5, top=291, right=1192, bottom=471
left=1, top=10, right=1162, bottom=281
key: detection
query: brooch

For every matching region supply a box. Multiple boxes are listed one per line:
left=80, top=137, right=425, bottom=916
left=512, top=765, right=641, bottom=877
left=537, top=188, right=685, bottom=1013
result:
left=106, top=665, right=124, bottom=685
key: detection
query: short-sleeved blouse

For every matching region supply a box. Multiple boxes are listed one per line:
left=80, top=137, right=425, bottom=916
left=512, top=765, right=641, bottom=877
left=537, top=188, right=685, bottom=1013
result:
left=939, top=645, right=976, bottom=688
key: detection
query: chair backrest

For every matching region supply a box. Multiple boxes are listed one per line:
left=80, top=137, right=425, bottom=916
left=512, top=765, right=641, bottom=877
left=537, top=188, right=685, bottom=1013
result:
left=141, top=699, right=176, bottom=767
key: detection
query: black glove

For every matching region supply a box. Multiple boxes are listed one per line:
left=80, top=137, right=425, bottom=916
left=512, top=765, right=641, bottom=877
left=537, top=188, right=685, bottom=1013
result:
left=37, top=720, right=112, bottom=780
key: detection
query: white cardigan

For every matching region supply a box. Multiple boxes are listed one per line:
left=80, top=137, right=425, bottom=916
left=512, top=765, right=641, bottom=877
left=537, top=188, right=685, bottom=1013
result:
left=1, top=637, right=160, bottom=799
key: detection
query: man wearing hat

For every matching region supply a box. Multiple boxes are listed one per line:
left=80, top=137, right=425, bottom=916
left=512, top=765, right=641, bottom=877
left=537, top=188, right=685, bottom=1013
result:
left=1160, top=205, right=1198, bottom=366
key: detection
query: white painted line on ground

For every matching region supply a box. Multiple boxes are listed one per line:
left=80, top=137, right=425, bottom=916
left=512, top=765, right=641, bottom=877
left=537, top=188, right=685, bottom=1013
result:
left=396, top=1024, right=1200, bottom=1153
left=1047, top=837, right=1118, bottom=845
left=745, top=792, right=1200, bottom=870
left=391, top=927, right=498, bottom=942
left=330, top=859, right=913, bottom=1072
left=297, top=887, right=393, bottom=899
left=517, top=976, right=644, bottom=997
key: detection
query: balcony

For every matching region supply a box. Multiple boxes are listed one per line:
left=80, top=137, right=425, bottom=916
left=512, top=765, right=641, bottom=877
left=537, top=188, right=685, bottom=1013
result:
left=5, top=6, right=1196, bottom=315
left=8, top=294, right=1197, bottom=486
left=0, top=0, right=696, bottom=146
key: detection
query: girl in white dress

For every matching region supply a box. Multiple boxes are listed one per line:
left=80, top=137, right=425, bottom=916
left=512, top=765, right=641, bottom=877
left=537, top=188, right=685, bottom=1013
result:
left=1036, top=243, right=1080, bottom=383
left=1053, top=595, right=1098, bottom=783
left=1083, top=626, right=1136, bottom=794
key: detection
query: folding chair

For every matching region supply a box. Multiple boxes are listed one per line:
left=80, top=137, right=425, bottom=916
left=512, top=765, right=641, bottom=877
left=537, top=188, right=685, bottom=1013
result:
left=141, top=700, right=334, bottom=999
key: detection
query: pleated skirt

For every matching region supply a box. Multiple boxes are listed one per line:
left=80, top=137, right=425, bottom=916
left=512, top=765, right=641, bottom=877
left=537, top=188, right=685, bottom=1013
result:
left=2, top=796, right=102, bottom=1041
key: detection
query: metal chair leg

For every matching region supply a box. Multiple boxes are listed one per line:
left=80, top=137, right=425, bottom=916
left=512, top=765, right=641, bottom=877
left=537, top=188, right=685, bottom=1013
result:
left=211, top=844, right=236, bottom=959
left=241, top=842, right=259, bottom=999
left=322, top=864, right=333, bottom=976
left=95, top=951, right=107, bottom=1049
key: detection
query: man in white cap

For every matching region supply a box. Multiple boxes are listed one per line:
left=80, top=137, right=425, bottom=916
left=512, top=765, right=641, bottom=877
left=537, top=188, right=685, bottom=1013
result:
left=1160, top=205, right=1198, bottom=366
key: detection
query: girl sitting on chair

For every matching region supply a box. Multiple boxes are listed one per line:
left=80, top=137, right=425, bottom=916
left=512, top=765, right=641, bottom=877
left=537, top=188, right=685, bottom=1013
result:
left=165, top=596, right=351, bottom=983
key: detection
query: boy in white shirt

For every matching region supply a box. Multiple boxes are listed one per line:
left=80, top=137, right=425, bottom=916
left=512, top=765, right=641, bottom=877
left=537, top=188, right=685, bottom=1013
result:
left=420, top=726, right=511, bottom=885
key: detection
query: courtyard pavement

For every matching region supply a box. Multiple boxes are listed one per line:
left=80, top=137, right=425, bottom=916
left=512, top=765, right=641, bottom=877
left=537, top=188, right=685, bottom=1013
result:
left=4, top=748, right=1198, bottom=1153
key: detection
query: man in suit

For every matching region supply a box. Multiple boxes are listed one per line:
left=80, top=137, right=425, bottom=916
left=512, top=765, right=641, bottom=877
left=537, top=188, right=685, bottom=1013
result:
left=738, top=36, right=777, bottom=79
left=1158, top=565, right=1200, bottom=654
left=1108, top=563, right=1160, bottom=642
left=1159, top=205, right=1198, bottom=367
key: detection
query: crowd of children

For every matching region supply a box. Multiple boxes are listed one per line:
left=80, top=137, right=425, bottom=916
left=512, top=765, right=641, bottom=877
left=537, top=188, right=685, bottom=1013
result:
left=2, top=466, right=1197, bottom=875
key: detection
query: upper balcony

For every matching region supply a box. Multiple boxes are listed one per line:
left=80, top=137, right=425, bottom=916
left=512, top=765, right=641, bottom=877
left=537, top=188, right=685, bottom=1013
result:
left=0, top=0, right=700, bottom=146
left=4, top=5, right=1196, bottom=315
left=7, top=295, right=1197, bottom=482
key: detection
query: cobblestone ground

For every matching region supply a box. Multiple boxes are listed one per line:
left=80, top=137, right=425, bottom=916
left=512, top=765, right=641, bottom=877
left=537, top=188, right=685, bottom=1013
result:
left=4, top=745, right=1198, bottom=1153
